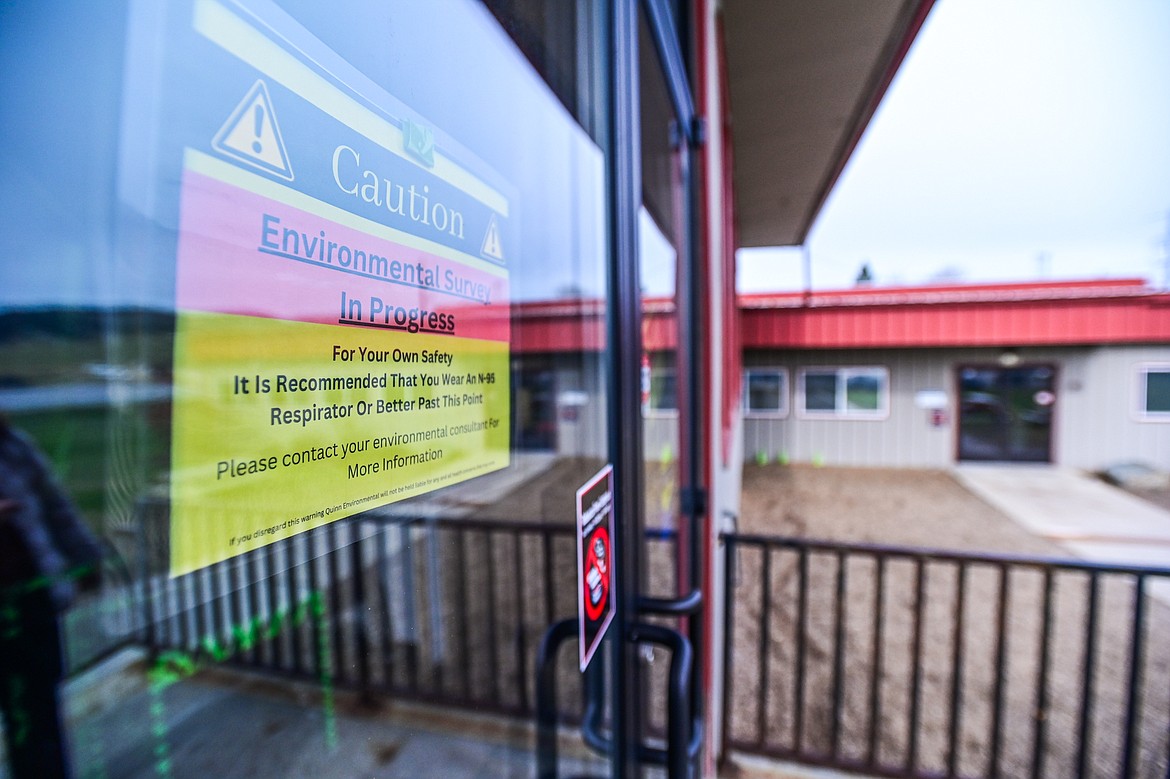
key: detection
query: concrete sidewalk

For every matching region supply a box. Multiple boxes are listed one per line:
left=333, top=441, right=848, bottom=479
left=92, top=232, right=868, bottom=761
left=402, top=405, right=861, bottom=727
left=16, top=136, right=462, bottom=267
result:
left=0, top=649, right=607, bottom=779
left=955, top=464, right=1170, bottom=608
left=38, top=649, right=861, bottom=779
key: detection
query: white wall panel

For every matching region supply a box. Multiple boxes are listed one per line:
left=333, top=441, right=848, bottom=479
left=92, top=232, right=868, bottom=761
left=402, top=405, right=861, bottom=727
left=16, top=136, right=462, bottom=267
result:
left=743, top=345, right=1170, bottom=471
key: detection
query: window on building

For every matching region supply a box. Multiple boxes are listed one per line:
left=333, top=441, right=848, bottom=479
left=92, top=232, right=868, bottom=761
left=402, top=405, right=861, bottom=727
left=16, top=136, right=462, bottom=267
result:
left=649, top=368, right=677, bottom=413
left=797, top=367, right=889, bottom=418
left=1138, top=364, right=1170, bottom=420
left=744, top=368, right=788, bottom=416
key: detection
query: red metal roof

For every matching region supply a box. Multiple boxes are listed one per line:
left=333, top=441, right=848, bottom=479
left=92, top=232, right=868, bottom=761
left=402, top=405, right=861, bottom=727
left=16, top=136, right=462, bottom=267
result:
left=509, top=279, right=1170, bottom=353
left=740, top=278, right=1155, bottom=308
left=510, top=298, right=678, bottom=353
left=740, top=279, right=1170, bottom=349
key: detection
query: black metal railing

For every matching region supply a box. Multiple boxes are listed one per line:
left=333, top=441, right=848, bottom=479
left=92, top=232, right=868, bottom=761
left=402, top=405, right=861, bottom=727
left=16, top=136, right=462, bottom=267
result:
left=720, top=533, right=1170, bottom=779
left=141, top=516, right=590, bottom=718
left=140, top=514, right=682, bottom=734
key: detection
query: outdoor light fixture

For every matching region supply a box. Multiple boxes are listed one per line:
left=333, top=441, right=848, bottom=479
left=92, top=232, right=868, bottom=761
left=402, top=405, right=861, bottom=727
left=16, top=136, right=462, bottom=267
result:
left=998, top=348, right=1021, bottom=367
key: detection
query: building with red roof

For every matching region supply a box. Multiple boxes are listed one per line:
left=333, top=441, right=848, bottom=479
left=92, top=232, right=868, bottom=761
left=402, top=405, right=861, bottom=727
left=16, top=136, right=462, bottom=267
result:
left=738, top=278, right=1170, bottom=469
left=510, top=278, right=1169, bottom=471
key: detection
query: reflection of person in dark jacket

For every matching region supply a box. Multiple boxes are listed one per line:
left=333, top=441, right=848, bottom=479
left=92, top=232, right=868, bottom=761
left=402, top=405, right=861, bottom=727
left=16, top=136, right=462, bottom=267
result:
left=0, top=414, right=104, bottom=779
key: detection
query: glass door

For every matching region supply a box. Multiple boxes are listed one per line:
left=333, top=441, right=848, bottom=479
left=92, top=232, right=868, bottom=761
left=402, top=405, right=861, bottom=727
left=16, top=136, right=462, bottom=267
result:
left=621, top=1, right=706, bottom=775
left=1, top=0, right=709, bottom=775
left=958, top=365, right=1056, bottom=462
left=0, top=1, right=642, bottom=777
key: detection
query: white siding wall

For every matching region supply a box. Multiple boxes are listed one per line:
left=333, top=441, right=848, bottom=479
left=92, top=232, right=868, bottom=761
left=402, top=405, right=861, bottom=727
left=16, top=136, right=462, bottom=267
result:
left=743, top=348, right=954, bottom=467
left=534, top=358, right=691, bottom=466
left=542, top=353, right=685, bottom=463
left=548, top=353, right=609, bottom=459
left=644, top=413, right=680, bottom=464
left=743, top=345, right=1170, bottom=470
left=1056, top=345, right=1170, bottom=470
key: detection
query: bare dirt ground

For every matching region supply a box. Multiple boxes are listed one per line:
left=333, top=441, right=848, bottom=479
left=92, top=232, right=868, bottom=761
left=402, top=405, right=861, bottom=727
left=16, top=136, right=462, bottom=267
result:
left=738, top=464, right=1061, bottom=554
left=472, top=460, right=1170, bottom=777
left=727, top=464, right=1170, bottom=779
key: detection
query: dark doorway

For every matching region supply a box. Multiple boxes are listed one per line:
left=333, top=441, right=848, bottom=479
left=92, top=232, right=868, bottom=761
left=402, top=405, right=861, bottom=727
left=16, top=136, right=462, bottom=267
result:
left=957, top=364, right=1056, bottom=462
left=514, top=362, right=558, bottom=451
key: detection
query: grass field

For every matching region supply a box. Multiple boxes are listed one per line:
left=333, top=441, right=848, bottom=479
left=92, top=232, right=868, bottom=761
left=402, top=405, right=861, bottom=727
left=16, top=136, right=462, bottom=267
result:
left=1, top=311, right=174, bottom=532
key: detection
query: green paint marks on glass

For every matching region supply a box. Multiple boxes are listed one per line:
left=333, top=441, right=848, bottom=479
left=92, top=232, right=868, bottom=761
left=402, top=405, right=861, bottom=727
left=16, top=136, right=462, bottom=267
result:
left=146, top=589, right=337, bottom=763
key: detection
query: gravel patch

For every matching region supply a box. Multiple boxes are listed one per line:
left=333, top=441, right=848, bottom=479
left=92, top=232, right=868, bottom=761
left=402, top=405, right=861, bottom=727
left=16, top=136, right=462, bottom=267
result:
left=727, top=464, right=1170, bottom=778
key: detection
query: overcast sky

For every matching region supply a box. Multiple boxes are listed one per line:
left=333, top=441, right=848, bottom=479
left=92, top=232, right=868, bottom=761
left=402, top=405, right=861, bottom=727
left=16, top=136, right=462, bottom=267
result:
left=738, top=0, right=1170, bottom=293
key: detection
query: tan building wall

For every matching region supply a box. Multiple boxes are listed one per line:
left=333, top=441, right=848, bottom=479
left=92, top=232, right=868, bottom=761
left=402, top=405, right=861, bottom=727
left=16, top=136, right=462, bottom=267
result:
left=743, top=345, right=1170, bottom=471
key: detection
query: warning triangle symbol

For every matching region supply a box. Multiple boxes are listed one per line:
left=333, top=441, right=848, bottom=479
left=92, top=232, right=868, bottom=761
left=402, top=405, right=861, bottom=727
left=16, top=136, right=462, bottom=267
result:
left=481, top=214, right=505, bottom=263
left=212, top=80, right=294, bottom=181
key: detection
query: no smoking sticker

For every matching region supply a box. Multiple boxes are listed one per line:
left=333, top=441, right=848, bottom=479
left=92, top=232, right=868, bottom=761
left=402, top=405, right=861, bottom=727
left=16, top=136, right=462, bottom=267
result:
left=584, top=526, right=610, bottom=621
left=576, top=465, right=615, bottom=671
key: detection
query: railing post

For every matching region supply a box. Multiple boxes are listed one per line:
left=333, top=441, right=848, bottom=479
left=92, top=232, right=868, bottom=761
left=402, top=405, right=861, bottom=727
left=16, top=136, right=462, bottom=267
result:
left=720, top=534, right=735, bottom=767
left=512, top=529, right=528, bottom=711
left=757, top=544, right=772, bottom=750
left=1121, top=575, right=1147, bottom=779
left=351, top=522, right=371, bottom=697
left=454, top=525, right=471, bottom=699
left=990, top=562, right=1009, bottom=779
left=794, top=546, right=808, bottom=754
left=1031, top=567, right=1054, bottom=779
left=326, top=523, right=346, bottom=686
left=830, top=550, right=848, bottom=761
left=907, top=556, right=926, bottom=773
left=947, top=561, right=967, bottom=778
left=716, top=530, right=1170, bottom=779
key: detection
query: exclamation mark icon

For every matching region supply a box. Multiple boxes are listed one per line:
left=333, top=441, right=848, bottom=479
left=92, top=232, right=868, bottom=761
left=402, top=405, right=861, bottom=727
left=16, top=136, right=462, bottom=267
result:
left=251, top=104, right=264, bottom=154
left=212, top=80, right=294, bottom=181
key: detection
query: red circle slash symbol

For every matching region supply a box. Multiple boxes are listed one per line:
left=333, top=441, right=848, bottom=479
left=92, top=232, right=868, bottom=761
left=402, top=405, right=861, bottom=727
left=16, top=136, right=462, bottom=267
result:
left=584, top=527, right=610, bottom=621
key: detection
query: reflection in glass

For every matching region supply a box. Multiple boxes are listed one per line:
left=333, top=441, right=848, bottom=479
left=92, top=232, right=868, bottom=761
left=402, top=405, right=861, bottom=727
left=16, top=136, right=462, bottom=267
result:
left=804, top=373, right=838, bottom=412
left=746, top=371, right=786, bottom=414
left=2, top=0, right=614, bottom=775
left=1145, top=370, right=1170, bottom=414
left=846, top=374, right=881, bottom=411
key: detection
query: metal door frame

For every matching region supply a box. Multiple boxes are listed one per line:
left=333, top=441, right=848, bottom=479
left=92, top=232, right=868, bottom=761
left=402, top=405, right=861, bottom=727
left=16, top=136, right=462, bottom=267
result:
left=609, top=0, right=705, bottom=775
left=533, top=2, right=703, bottom=774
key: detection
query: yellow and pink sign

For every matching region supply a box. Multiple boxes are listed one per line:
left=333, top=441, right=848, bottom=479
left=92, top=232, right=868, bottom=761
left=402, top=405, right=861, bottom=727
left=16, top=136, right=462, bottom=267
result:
left=169, top=149, right=511, bottom=575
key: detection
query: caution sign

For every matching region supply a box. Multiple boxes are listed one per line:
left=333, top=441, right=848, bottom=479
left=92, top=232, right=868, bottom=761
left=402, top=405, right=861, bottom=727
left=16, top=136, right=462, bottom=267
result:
left=169, top=147, right=511, bottom=575
left=212, top=80, right=294, bottom=181
left=576, top=465, right=615, bottom=671
left=165, top=6, right=517, bottom=575
left=480, top=213, right=505, bottom=264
